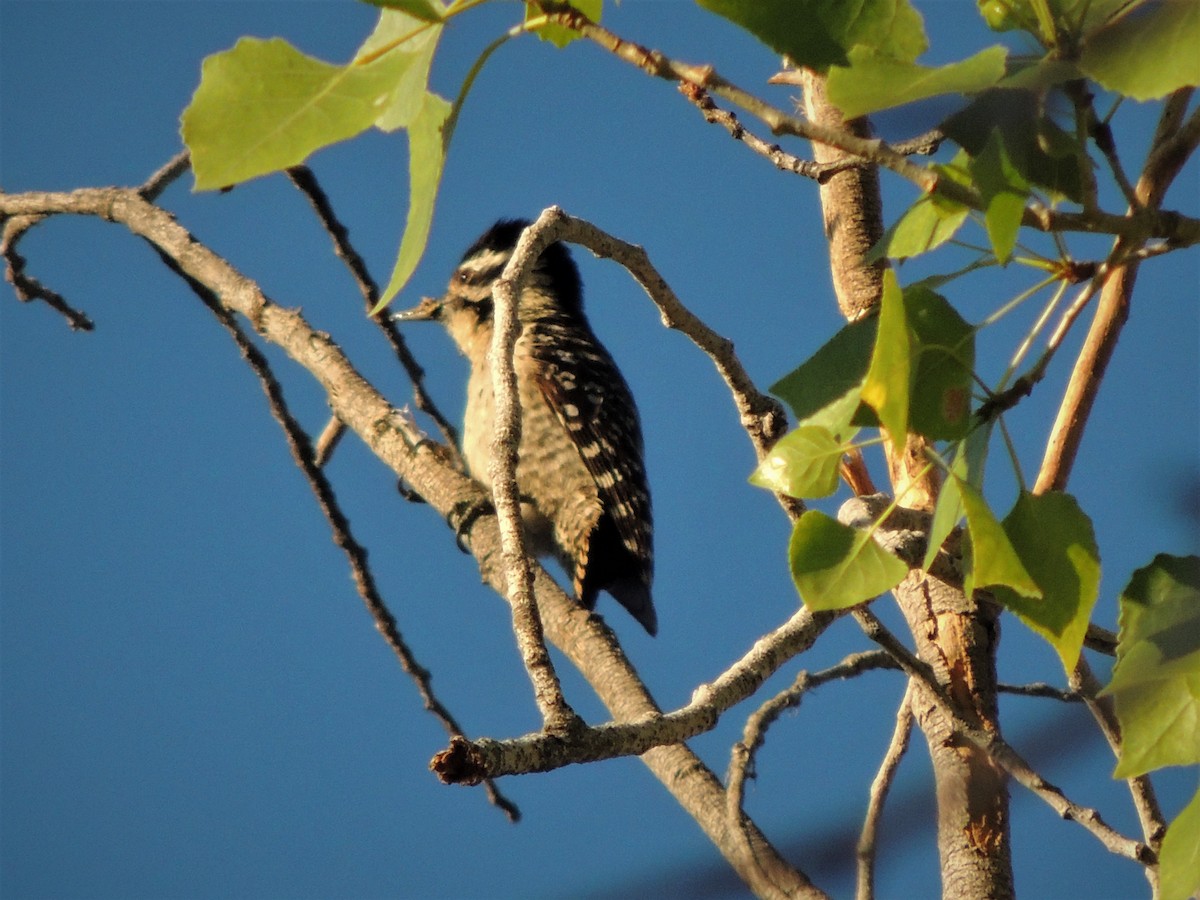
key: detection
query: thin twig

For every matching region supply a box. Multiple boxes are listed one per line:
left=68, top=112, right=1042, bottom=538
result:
left=723, top=649, right=899, bottom=887
left=0, top=184, right=821, bottom=896
left=139, top=150, right=191, bottom=201
left=0, top=215, right=95, bottom=330
left=853, top=608, right=1151, bottom=864
left=728, top=650, right=900, bottom=809
left=977, top=269, right=1106, bottom=422
left=1070, top=657, right=1166, bottom=879
left=1084, top=623, right=1118, bottom=656
left=856, top=681, right=915, bottom=900
left=284, top=166, right=461, bottom=458
left=489, top=216, right=581, bottom=734
left=997, top=682, right=1082, bottom=702
left=522, top=207, right=790, bottom=464
left=154, top=246, right=521, bottom=822
left=680, top=82, right=856, bottom=182
left=432, top=603, right=843, bottom=782
left=532, top=2, right=1200, bottom=248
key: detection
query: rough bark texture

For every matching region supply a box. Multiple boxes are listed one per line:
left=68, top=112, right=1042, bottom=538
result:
left=799, top=71, right=1015, bottom=900
left=798, top=73, right=886, bottom=322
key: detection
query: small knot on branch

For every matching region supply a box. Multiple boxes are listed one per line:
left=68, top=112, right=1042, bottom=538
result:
left=430, top=736, right=487, bottom=786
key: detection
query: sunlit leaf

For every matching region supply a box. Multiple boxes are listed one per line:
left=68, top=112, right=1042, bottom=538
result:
left=827, top=44, right=1007, bottom=117
left=958, top=478, right=1041, bottom=601
left=991, top=492, right=1101, bottom=673
left=375, top=92, right=451, bottom=311
left=924, top=425, right=991, bottom=570
left=359, top=0, right=446, bottom=22
left=1159, top=788, right=1200, bottom=900
left=869, top=151, right=973, bottom=261
left=374, top=22, right=513, bottom=309
left=750, top=425, right=850, bottom=499
left=789, top=510, right=909, bottom=610
left=1103, top=554, right=1200, bottom=778
left=358, top=10, right=445, bottom=131
left=861, top=270, right=910, bottom=442
left=182, top=37, right=414, bottom=189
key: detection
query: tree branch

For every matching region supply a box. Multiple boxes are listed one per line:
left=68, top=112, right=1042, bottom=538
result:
left=285, top=164, right=461, bottom=457
left=0, top=183, right=825, bottom=899
left=431, top=603, right=841, bottom=780
left=856, top=681, right=915, bottom=900
left=1034, top=93, right=1198, bottom=495
left=533, top=2, right=1200, bottom=248
left=853, top=608, right=1151, bottom=866
left=487, top=217, right=581, bottom=734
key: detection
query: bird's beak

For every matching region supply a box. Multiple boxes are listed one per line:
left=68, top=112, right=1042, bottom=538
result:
left=391, top=296, right=444, bottom=322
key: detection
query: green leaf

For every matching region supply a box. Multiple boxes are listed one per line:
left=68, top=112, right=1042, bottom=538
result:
left=861, top=270, right=911, bottom=441
left=358, top=10, right=445, bottom=131
left=374, top=23, right=513, bottom=309
left=789, top=510, right=909, bottom=610
left=827, top=44, right=1007, bottom=118
left=525, top=0, right=602, bottom=48
left=359, top=0, right=445, bottom=21
left=375, top=92, right=452, bottom=311
left=869, top=151, right=972, bottom=261
left=924, top=424, right=992, bottom=570
left=943, top=89, right=1085, bottom=202
left=1160, top=787, right=1200, bottom=900
left=182, top=37, right=415, bottom=190
left=696, top=0, right=927, bottom=71
left=750, top=425, right=851, bottom=499
left=1080, top=0, right=1200, bottom=100
left=991, top=492, right=1101, bottom=673
left=969, top=130, right=1030, bottom=264
left=771, top=315, right=878, bottom=425
left=958, top=478, right=1041, bottom=601
left=1103, top=554, right=1200, bottom=778
left=904, top=285, right=975, bottom=440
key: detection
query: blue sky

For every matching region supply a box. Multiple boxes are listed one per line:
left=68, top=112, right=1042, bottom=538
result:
left=2, top=2, right=1197, bottom=898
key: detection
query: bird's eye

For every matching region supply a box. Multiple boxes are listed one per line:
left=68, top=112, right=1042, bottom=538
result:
left=456, top=271, right=470, bottom=284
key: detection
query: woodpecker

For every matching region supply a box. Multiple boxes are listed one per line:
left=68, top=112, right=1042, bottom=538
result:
left=395, top=220, right=656, bottom=635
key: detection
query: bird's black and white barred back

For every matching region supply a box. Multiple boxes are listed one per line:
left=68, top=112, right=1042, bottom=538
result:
left=395, top=220, right=656, bottom=635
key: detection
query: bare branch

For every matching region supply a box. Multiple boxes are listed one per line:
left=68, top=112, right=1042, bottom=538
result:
left=997, top=682, right=1082, bottom=702
left=679, top=82, right=857, bottom=182
left=1070, top=658, right=1166, bottom=884
left=1, top=215, right=95, bottom=330
left=0, top=183, right=823, bottom=897
left=728, top=652, right=900, bottom=821
left=856, top=682, right=915, bottom=900
left=854, top=608, right=1150, bottom=865
left=518, top=206, right=790, bottom=463
left=147, top=238, right=522, bottom=823
left=1084, top=623, right=1118, bottom=656
left=139, top=150, right=191, bottom=201
left=1032, top=116, right=1198, bottom=493
left=533, top=2, right=1200, bottom=248
left=284, top=165, right=461, bottom=456
left=432, top=603, right=840, bottom=780
left=489, top=216, right=582, bottom=734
